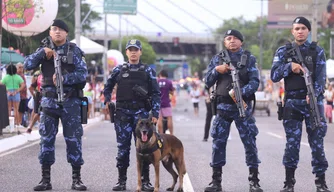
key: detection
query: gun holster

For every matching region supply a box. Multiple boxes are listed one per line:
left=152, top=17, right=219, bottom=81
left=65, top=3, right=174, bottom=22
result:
left=108, top=102, right=116, bottom=123
left=277, top=101, right=283, bottom=121
left=210, top=92, right=217, bottom=115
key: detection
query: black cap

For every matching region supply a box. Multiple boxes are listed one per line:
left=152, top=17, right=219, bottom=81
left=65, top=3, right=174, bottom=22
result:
left=125, top=39, right=142, bottom=50
left=51, top=19, right=69, bottom=32
left=224, top=29, right=243, bottom=42
left=293, top=16, right=311, bottom=31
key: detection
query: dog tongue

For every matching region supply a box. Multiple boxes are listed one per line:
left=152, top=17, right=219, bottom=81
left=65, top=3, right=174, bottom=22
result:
left=142, top=134, right=148, bottom=142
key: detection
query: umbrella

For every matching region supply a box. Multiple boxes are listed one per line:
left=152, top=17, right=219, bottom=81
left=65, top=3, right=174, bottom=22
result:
left=1, top=48, right=25, bottom=65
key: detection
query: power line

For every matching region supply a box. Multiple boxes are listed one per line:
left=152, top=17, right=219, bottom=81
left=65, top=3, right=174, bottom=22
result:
left=166, top=0, right=213, bottom=31
left=192, top=0, right=224, bottom=21
left=138, top=12, right=168, bottom=32
left=142, top=0, right=194, bottom=33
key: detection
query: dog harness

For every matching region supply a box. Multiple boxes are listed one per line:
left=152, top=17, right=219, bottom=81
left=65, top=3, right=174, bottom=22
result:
left=137, top=132, right=164, bottom=156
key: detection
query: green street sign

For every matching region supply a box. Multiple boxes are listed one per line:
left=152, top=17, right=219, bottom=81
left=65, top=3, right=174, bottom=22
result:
left=104, top=0, right=137, bottom=15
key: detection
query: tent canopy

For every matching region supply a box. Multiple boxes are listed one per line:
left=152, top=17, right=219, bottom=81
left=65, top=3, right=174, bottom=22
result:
left=70, top=36, right=104, bottom=54
left=1, top=48, right=25, bottom=65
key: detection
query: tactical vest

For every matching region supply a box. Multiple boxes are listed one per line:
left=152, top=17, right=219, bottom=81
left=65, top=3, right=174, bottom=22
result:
left=41, top=42, right=85, bottom=90
left=116, top=63, right=149, bottom=102
left=216, top=50, right=254, bottom=102
left=284, top=42, right=317, bottom=91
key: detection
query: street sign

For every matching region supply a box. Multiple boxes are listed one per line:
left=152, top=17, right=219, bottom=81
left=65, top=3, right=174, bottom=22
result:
left=104, top=0, right=137, bottom=15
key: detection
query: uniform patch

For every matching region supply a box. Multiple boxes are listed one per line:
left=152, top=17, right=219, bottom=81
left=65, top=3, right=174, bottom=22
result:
left=130, top=39, right=137, bottom=45
left=273, top=56, right=279, bottom=62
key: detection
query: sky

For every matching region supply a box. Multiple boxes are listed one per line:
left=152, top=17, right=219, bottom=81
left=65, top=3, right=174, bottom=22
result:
left=84, top=0, right=269, bottom=35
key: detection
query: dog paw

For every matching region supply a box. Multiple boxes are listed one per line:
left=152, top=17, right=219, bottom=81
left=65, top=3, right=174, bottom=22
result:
left=166, top=187, right=174, bottom=191
left=177, top=188, right=184, bottom=192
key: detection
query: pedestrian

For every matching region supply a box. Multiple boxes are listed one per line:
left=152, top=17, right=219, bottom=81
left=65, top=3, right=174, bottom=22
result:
left=103, top=39, right=161, bottom=191
left=16, top=62, right=28, bottom=127
left=24, top=19, right=87, bottom=191
left=203, top=87, right=213, bottom=142
left=0, top=64, right=25, bottom=129
left=189, top=83, right=201, bottom=117
left=204, top=29, right=262, bottom=192
left=26, top=70, right=42, bottom=134
left=271, top=16, right=330, bottom=192
left=157, top=69, right=175, bottom=135
left=324, top=84, right=334, bottom=123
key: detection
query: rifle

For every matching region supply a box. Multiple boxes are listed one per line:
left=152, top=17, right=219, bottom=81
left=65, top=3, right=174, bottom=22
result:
left=292, top=43, right=321, bottom=129
left=227, top=50, right=247, bottom=118
left=47, top=36, right=64, bottom=104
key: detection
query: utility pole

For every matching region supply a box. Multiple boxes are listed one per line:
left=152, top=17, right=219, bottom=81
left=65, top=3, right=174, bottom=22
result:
left=259, top=0, right=264, bottom=90
left=0, top=0, right=3, bottom=80
left=75, top=0, right=81, bottom=47
left=103, top=14, right=108, bottom=83
left=118, top=14, right=122, bottom=51
left=312, top=0, right=318, bottom=42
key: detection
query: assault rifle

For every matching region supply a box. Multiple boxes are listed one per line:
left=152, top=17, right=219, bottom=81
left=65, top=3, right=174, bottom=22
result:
left=46, top=36, right=64, bottom=104
left=292, top=43, right=321, bottom=130
left=227, top=50, right=247, bottom=118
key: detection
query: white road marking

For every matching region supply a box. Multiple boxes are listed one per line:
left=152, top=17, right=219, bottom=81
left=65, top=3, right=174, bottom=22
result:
left=266, top=132, right=284, bottom=139
left=183, top=172, right=194, bottom=192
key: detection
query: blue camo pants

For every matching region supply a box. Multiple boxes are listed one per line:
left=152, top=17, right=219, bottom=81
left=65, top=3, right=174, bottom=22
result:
left=210, top=108, right=261, bottom=168
left=114, top=109, right=150, bottom=169
left=38, top=104, right=84, bottom=166
left=283, top=99, right=328, bottom=175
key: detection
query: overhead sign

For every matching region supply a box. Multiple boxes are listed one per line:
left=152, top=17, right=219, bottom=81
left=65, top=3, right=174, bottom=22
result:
left=267, top=0, right=328, bottom=29
left=103, top=0, right=137, bottom=15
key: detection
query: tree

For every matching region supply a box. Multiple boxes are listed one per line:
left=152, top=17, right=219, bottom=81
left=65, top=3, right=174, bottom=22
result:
left=1, top=0, right=101, bottom=55
left=110, top=35, right=156, bottom=64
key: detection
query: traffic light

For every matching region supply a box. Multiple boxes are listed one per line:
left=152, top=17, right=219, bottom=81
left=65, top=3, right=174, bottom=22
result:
left=159, top=57, right=164, bottom=64
left=173, top=37, right=179, bottom=47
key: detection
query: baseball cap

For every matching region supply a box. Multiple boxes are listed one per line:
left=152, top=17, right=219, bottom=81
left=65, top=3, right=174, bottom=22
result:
left=125, top=39, right=142, bottom=50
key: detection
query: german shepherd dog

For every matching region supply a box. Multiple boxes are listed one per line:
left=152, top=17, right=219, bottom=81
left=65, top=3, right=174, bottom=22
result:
left=135, top=116, right=186, bottom=192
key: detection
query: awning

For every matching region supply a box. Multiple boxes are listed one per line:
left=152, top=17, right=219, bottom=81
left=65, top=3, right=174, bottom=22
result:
left=1, top=48, right=25, bottom=65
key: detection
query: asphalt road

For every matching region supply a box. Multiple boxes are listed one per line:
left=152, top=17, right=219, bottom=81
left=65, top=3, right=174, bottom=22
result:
left=0, top=90, right=334, bottom=192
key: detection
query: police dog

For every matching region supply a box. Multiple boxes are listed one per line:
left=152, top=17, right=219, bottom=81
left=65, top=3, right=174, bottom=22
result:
left=135, top=116, right=186, bottom=192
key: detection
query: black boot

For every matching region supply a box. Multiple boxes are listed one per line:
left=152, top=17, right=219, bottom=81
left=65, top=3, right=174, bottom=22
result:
left=280, top=167, right=296, bottom=192
left=71, top=166, right=87, bottom=191
left=204, top=167, right=222, bottom=192
left=315, top=174, right=331, bottom=192
left=248, top=167, right=263, bottom=192
left=141, top=161, right=154, bottom=192
left=112, top=168, right=127, bottom=191
left=34, top=165, right=52, bottom=191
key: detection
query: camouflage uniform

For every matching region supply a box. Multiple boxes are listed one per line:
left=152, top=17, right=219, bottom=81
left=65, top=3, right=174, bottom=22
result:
left=271, top=41, right=329, bottom=185
left=104, top=60, right=160, bottom=190
left=205, top=47, right=262, bottom=192
left=25, top=42, right=87, bottom=166
left=205, top=48, right=261, bottom=168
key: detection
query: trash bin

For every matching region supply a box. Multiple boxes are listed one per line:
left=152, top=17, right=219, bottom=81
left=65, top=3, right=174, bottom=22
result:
left=0, top=84, right=9, bottom=135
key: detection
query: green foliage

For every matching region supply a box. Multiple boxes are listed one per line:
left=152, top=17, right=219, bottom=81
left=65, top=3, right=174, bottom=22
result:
left=110, top=35, right=156, bottom=64
left=188, top=57, right=207, bottom=78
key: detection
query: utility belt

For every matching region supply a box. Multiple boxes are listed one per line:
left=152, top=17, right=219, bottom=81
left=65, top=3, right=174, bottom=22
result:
left=116, top=101, right=146, bottom=110
left=42, top=90, right=83, bottom=99
left=216, top=95, right=252, bottom=104
left=284, top=94, right=307, bottom=100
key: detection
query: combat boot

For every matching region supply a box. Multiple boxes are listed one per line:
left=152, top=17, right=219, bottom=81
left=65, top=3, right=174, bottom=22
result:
left=315, top=174, right=331, bottom=192
left=112, top=168, right=127, bottom=191
left=248, top=167, right=263, bottom=192
left=34, top=165, right=52, bottom=191
left=280, top=167, right=296, bottom=192
left=204, top=167, right=222, bottom=192
left=141, top=162, right=154, bottom=192
left=71, top=166, right=87, bottom=191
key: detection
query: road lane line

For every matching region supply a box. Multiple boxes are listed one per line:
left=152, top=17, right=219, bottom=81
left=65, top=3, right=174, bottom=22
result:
left=266, top=132, right=284, bottom=139
left=183, top=172, right=194, bottom=192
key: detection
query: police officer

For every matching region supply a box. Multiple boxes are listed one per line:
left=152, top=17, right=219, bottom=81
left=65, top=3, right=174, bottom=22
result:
left=204, top=29, right=263, bottom=192
left=271, top=17, right=330, bottom=192
left=24, top=20, right=87, bottom=191
left=104, top=39, right=161, bottom=191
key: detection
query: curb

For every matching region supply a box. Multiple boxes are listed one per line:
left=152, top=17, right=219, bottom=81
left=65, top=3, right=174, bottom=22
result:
left=0, top=115, right=104, bottom=154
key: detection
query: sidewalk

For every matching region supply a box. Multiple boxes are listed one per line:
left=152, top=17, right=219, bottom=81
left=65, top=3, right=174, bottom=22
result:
left=0, top=115, right=104, bottom=154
